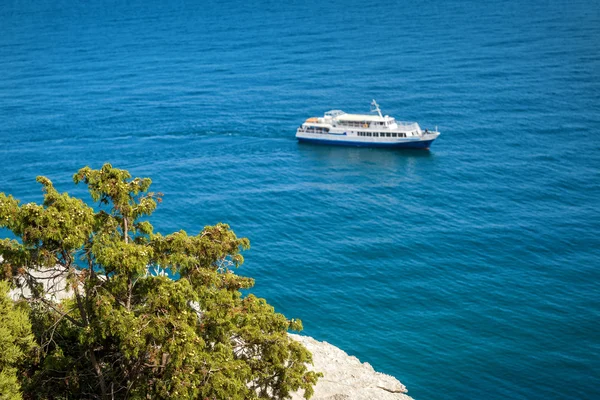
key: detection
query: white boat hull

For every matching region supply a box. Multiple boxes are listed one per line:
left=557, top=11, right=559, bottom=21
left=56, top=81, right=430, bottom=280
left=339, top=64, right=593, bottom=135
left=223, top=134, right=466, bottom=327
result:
left=296, top=130, right=440, bottom=149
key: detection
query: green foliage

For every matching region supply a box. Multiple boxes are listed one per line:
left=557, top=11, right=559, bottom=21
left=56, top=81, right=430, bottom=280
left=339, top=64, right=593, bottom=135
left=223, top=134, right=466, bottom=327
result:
left=0, top=163, right=320, bottom=400
left=0, top=281, right=36, bottom=400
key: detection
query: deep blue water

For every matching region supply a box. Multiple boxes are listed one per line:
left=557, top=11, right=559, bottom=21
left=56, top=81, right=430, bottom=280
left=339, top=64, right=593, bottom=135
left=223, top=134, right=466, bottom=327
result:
left=1, top=0, right=600, bottom=398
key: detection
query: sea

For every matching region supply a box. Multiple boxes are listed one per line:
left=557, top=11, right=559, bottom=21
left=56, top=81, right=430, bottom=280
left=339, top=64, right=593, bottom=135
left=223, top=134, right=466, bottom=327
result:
left=1, top=0, right=599, bottom=398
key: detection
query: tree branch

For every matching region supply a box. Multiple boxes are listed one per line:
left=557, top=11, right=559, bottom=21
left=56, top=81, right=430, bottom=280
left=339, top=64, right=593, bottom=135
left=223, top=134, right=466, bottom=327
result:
left=35, top=297, right=84, bottom=328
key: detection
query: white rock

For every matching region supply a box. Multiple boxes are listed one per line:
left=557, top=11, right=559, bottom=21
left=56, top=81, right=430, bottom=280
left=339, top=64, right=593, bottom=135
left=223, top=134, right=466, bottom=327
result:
left=8, top=266, right=77, bottom=302
left=289, top=334, right=413, bottom=400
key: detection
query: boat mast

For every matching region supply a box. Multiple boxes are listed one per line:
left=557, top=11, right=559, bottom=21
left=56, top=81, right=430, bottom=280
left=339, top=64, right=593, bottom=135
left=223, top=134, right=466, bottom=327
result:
left=371, top=99, right=383, bottom=118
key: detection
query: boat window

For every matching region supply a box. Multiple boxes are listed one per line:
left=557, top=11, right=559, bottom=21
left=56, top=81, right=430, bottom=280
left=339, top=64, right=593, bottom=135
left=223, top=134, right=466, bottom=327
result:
left=386, top=132, right=391, bottom=137
left=392, top=133, right=397, bottom=137
left=304, top=126, right=331, bottom=134
left=367, top=132, right=372, bottom=136
left=373, top=132, right=378, bottom=137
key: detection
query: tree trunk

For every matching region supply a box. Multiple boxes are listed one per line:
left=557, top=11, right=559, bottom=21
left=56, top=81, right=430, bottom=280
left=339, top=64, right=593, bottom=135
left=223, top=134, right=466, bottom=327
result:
left=123, top=216, right=129, bottom=244
left=90, top=349, right=109, bottom=399
left=123, top=216, right=133, bottom=311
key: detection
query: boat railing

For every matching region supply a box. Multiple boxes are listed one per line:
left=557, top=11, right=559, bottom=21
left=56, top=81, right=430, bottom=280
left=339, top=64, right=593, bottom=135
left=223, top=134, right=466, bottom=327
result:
left=325, top=110, right=345, bottom=118
left=395, top=121, right=420, bottom=131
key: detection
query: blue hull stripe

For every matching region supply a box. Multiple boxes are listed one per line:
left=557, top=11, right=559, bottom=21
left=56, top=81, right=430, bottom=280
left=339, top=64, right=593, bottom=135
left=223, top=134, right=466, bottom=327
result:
left=297, top=137, right=435, bottom=149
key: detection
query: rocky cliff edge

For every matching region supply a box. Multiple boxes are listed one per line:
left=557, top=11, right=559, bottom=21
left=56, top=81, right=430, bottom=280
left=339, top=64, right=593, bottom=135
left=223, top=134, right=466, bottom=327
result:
left=289, top=334, right=413, bottom=400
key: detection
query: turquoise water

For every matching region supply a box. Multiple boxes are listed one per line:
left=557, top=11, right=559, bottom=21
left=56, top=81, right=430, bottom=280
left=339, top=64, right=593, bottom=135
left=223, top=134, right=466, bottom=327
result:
left=1, top=0, right=599, bottom=398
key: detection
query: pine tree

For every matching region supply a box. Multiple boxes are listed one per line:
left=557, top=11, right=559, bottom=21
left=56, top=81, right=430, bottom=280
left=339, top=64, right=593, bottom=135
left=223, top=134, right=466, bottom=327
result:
left=0, top=281, right=35, bottom=400
left=0, top=163, right=320, bottom=399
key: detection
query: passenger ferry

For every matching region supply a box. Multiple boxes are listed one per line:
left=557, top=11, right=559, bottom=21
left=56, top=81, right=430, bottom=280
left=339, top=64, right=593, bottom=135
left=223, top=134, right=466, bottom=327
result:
left=296, top=100, right=440, bottom=149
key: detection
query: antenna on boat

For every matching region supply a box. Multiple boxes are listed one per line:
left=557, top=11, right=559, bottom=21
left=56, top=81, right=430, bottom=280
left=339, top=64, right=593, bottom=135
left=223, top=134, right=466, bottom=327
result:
left=371, top=99, right=383, bottom=118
